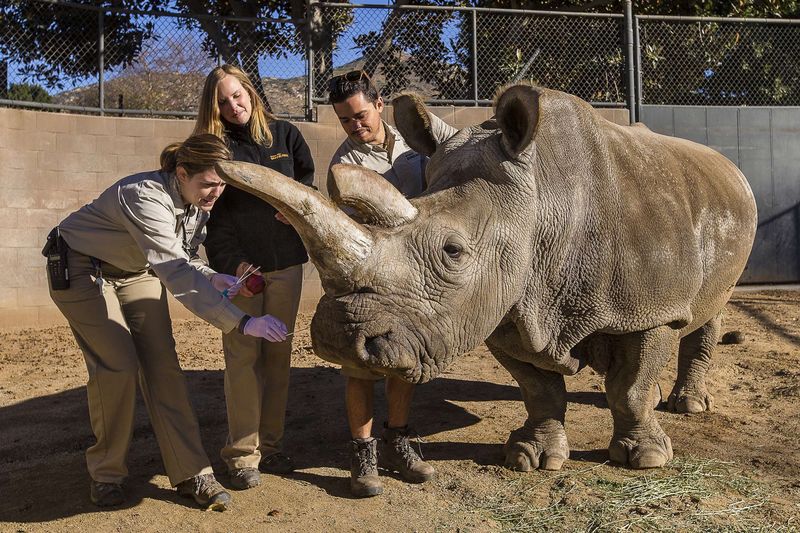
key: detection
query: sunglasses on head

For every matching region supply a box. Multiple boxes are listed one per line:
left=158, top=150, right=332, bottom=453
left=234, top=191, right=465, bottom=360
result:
left=328, top=70, right=371, bottom=92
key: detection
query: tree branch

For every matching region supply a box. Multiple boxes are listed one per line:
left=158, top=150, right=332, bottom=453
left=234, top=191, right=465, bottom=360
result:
left=362, top=0, right=410, bottom=77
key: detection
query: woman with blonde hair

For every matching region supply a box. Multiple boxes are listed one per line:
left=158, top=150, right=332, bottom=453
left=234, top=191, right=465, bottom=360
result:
left=194, top=64, right=314, bottom=490
left=46, top=133, right=288, bottom=510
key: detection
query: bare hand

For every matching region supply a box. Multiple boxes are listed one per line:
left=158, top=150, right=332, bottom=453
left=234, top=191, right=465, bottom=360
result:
left=275, top=211, right=291, bottom=225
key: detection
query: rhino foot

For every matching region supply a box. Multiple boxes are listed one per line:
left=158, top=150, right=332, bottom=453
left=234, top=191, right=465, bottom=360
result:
left=609, top=432, right=673, bottom=469
left=667, top=387, right=714, bottom=414
left=503, top=423, right=569, bottom=471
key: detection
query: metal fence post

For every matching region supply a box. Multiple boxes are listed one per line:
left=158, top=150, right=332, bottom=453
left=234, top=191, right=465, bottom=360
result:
left=0, top=61, right=7, bottom=100
left=306, top=0, right=314, bottom=121
left=98, top=9, right=104, bottom=116
left=633, top=15, right=643, bottom=122
left=623, top=0, right=635, bottom=123
left=471, top=9, right=478, bottom=105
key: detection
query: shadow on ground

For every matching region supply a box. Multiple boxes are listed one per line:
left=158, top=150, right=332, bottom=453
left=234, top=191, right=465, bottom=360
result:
left=0, top=366, right=519, bottom=523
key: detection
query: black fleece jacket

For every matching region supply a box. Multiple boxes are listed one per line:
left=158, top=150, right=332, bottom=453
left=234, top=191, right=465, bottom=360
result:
left=204, top=119, right=315, bottom=274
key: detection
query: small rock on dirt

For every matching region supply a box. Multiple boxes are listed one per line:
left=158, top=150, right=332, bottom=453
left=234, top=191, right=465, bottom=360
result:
left=720, top=330, right=746, bottom=344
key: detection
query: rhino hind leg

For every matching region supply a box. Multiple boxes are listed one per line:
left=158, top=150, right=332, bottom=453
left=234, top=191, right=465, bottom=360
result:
left=667, top=311, right=722, bottom=414
left=606, top=326, right=675, bottom=469
left=487, top=343, right=569, bottom=471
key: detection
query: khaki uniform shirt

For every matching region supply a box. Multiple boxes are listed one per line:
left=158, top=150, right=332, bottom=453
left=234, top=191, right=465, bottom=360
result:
left=329, top=114, right=458, bottom=198
left=58, top=170, right=244, bottom=333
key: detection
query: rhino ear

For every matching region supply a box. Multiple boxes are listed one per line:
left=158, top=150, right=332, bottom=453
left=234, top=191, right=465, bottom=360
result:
left=494, top=84, right=541, bottom=158
left=392, top=93, right=437, bottom=157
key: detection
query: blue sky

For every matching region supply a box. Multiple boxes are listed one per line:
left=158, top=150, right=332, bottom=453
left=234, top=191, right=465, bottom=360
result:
left=6, top=1, right=462, bottom=94
left=4, top=1, right=398, bottom=93
left=262, top=1, right=394, bottom=79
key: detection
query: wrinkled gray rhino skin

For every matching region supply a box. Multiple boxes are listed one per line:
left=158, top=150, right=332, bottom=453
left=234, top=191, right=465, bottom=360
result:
left=214, top=84, right=757, bottom=471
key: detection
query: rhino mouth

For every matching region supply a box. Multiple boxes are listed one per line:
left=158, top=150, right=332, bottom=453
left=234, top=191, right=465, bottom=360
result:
left=363, top=333, right=391, bottom=361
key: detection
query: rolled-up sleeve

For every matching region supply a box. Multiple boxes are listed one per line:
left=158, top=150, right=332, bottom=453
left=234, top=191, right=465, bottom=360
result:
left=117, top=182, right=245, bottom=332
left=428, top=112, right=458, bottom=144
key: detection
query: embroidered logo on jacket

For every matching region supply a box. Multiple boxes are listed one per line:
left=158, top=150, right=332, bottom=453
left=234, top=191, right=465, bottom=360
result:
left=270, top=152, right=289, bottom=160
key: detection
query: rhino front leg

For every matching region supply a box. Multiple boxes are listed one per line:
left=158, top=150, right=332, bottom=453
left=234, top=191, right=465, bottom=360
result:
left=487, top=344, right=569, bottom=471
left=606, top=326, right=675, bottom=469
left=667, top=311, right=721, bottom=413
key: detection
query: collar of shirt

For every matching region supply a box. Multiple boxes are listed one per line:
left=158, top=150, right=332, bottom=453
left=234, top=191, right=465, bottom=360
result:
left=166, top=172, right=202, bottom=251
left=223, top=120, right=254, bottom=143
left=346, top=120, right=398, bottom=160
left=165, top=170, right=195, bottom=220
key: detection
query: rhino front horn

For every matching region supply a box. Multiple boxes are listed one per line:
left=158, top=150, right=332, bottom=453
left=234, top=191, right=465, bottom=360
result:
left=215, top=161, right=373, bottom=294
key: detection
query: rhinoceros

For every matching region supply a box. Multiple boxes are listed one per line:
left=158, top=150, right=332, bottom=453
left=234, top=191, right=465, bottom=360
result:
left=214, top=84, right=757, bottom=471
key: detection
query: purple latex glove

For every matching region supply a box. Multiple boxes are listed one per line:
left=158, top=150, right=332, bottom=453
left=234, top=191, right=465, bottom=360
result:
left=211, top=273, right=241, bottom=299
left=243, top=315, right=288, bottom=342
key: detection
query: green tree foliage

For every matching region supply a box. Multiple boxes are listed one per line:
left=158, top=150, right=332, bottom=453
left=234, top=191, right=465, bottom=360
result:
left=2, top=0, right=798, bottom=108
left=0, top=1, right=161, bottom=90
left=7, top=82, right=52, bottom=103
left=347, top=0, right=800, bottom=104
left=468, top=0, right=799, bottom=17
left=170, top=0, right=351, bottom=107
left=0, top=0, right=349, bottom=110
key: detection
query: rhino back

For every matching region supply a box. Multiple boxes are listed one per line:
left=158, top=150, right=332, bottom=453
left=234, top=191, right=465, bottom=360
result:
left=511, top=90, right=756, bottom=353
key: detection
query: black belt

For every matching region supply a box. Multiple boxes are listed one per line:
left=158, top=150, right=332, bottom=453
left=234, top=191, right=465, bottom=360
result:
left=86, top=256, right=146, bottom=280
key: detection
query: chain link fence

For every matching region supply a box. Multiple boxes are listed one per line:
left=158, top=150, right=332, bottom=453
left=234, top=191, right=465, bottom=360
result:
left=0, top=0, right=307, bottom=117
left=312, top=6, right=626, bottom=106
left=637, top=16, right=800, bottom=106
left=1, top=1, right=799, bottom=120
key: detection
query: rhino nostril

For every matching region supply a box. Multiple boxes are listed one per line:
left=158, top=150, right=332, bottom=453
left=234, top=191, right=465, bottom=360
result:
left=356, top=286, right=376, bottom=294
left=364, top=333, right=390, bottom=359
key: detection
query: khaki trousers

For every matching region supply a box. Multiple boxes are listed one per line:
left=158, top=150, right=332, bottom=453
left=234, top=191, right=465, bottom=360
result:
left=220, top=264, right=303, bottom=470
left=49, top=250, right=213, bottom=486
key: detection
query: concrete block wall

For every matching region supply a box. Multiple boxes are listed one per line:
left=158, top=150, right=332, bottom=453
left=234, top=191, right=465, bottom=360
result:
left=0, top=104, right=627, bottom=328
left=639, top=105, right=800, bottom=283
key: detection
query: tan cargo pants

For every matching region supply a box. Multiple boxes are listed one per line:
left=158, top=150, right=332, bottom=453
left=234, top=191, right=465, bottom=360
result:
left=220, top=264, right=303, bottom=470
left=49, top=250, right=213, bottom=486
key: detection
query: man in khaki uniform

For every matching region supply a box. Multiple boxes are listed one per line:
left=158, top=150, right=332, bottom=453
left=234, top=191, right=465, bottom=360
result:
left=327, top=71, right=457, bottom=498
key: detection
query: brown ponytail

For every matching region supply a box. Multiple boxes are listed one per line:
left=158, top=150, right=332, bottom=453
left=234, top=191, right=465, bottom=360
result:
left=160, top=133, right=232, bottom=176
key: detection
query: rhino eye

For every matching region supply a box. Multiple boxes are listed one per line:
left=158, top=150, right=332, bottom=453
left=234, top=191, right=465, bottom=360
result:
left=443, top=243, right=463, bottom=259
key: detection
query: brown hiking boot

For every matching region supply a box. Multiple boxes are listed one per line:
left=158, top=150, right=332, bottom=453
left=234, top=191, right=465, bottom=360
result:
left=380, top=424, right=435, bottom=483
left=90, top=480, right=125, bottom=507
left=176, top=473, right=231, bottom=511
left=350, top=438, right=383, bottom=498
left=259, top=452, right=295, bottom=475
left=229, top=467, right=260, bottom=490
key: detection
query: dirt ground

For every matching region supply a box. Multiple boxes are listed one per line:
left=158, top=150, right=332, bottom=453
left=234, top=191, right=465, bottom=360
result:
left=1, top=288, right=799, bottom=532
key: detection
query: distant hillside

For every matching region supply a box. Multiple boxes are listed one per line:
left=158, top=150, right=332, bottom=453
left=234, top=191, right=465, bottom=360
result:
left=54, top=70, right=309, bottom=117
left=52, top=58, right=440, bottom=118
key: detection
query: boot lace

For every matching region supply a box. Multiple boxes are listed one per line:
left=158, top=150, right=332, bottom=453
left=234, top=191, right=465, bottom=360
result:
left=192, top=473, right=222, bottom=497
left=390, top=428, right=426, bottom=467
left=354, top=440, right=378, bottom=477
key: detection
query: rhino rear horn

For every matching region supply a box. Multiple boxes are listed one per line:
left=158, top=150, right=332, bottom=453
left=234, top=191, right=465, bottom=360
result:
left=495, top=84, right=541, bottom=157
left=328, top=164, right=418, bottom=227
left=392, top=92, right=438, bottom=157
left=215, top=161, right=373, bottom=295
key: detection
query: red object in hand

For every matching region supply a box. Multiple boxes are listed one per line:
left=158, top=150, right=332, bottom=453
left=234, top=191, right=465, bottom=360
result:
left=244, top=274, right=265, bottom=294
